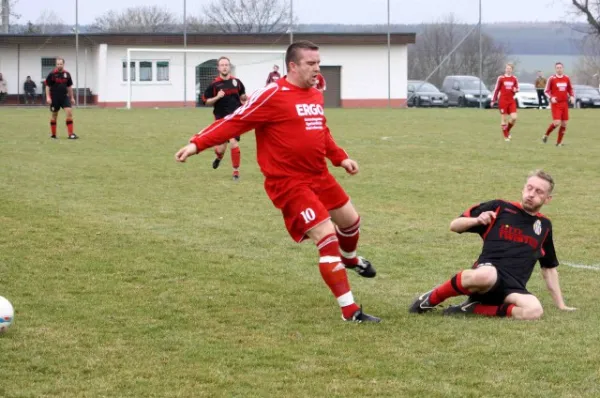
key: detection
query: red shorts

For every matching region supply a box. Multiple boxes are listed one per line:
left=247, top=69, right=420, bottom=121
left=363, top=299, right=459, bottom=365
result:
left=551, top=103, right=569, bottom=121
left=499, top=101, right=517, bottom=115
left=264, top=173, right=350, bottom=242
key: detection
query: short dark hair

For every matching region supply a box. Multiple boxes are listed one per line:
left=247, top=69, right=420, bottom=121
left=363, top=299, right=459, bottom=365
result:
left=56, top=57, right=65, bottom=63
left=285, top=40, right=319, bottom=68
left=217, top=56, right=230, bottom=65
left=555, top=62, right=563, bottom=67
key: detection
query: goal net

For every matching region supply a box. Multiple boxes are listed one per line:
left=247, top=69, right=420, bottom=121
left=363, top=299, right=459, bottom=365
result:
left=125, top=48, right=286, bottom=109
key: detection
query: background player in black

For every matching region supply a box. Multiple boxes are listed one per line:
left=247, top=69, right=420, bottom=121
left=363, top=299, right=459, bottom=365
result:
left=202, top=56, right=247, bottom=181
left=45, top=57, right=78, bottom=139
left=410, top=170, right=575, bottom=320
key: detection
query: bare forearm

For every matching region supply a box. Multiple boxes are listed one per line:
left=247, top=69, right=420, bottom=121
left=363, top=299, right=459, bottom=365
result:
left=542, top=268, right=566, bottom=308
left=450, top=217, right=481, bottom=233
left=205, top=97, right=219, bottom=106
left=45, top=86, right=50, bottom=98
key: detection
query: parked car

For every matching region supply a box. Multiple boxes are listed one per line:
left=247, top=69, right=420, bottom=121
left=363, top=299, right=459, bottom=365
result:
left=441, top=75, right=492, bottom=108
left=407, top=80, right=449, bottom=107
left=573, top=85, right=600, bottom=108
left=513, top=83, right=541, bottom=109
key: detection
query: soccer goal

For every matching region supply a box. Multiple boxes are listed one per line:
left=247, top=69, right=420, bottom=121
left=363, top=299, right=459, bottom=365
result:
left=124, top=48, right=286, bottom=109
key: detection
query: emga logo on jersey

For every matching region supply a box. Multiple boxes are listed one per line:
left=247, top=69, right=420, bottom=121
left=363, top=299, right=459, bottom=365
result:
left=295, top=104, right=324, bottom=117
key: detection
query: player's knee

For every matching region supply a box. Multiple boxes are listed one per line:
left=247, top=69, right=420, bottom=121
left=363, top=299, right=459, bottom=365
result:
left=522, top=305, right=543, bottom=320
left=474, top=267, right=497, bottom=289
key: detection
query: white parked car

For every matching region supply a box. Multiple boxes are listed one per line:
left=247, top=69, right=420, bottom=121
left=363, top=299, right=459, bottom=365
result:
left=514, top=83, right=541, bottom=109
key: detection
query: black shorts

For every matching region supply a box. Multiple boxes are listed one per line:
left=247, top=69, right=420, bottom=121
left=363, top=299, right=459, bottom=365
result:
left=50, top=96, right=72, bottom=112
left=469, top=264, right=531, bottom=305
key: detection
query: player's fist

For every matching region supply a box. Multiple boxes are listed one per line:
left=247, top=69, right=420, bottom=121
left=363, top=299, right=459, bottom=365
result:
left=340, top=159, right=359, bottom=175
left=569, top=96, right=575, bottom=105
left=217, top=89, right=225, bottom=98
left=551, top=97, right=557, bottom=103
left=46, top=96, right=51, bottom=104
left=476, top=211, right=496, bottom=226
left=490, top=101, right=495, bottom=108
left=175, top=143, right=198, bottom=163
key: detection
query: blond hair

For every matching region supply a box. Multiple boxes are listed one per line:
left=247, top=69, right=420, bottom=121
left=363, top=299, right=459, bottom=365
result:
left=528, top=169, right=555, bottom=193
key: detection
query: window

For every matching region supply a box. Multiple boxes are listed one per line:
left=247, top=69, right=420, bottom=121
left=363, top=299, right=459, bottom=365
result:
left=41, top=58, right=56, bottom=80
left=157, top=61, right=169, bottom=81
left=122, top=61, right=136, bottom=81
left=139, top=61, right=153, bottom=82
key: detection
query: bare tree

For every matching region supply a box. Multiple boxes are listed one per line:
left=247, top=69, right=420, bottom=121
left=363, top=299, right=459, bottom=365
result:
left=574, top=35, right=600, bottom=85
left=1, top=0, right=20, bottom=32
left=203, top=0, right=291, bottom=33
left=408, top=15, right=509, bottom=87
left=33, top=9, right=64, bottom=34
left=91, top=6, right=177, bottom=33
left=570, top=0, right=600, bottom=36
left=185, top=16, right=220, bottom=33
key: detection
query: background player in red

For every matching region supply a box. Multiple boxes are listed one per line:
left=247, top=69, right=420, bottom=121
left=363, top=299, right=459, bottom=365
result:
left=45, top=57, right=78, bottom=139
left=410, top=170, right=575, bottom=320
left=265, top=64, right=281, bottom=85
left=543, top=62, right=575, bottom=146
left=314, top=72, right=326, bottom=93
left=176, top=40, right=379, bottom=323
left=202, top=56, right=247, bottom=180
left=491, top=63, right=519, bottom=142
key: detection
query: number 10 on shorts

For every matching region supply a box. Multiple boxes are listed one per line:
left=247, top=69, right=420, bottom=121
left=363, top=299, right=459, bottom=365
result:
left=300, top=208, right=316, bottom=223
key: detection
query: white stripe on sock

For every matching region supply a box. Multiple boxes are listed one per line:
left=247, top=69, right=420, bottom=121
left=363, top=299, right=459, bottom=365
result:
left=332, top=262, right=346, bottom=272
left=320, top=256, right=342, bottom=263
left=335, top=226, right=360, bottom=237
left=337, top=291, right=355, bottom=307
left=339, top=249, right=357, bottom=259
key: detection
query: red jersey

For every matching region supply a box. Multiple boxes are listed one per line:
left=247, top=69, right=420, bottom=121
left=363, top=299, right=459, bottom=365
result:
left=545, top=74, right=574, bottom=103
left=190, top=78, right=348, bottom=179
left=315, top=73, right=326, bottom=91
left=492, top=75, right=519, bottom=103
left=266, top=71, right=281, bottom=85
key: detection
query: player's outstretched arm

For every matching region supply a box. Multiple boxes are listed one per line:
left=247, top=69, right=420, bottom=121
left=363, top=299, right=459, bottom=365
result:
left=541, top=267, right=576, bottom=311
left=450, top=211, right=496, bottom=233
left=175, top=143, right=198, bottom=162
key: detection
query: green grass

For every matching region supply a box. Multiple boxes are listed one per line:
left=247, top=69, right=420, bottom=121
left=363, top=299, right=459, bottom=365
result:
left=1, top=106, right=600, bottom=397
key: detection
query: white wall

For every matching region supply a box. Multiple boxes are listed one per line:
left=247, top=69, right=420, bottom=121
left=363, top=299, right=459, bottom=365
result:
left=319, top=44, right=408, bottom=100
left=0, top=44, right=96, bottom=96
left=104, top=45, right=287, bottom=104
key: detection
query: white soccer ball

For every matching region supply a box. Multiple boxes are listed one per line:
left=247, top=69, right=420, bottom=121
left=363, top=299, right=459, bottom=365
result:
left=0, top=296, right=14, bottom=334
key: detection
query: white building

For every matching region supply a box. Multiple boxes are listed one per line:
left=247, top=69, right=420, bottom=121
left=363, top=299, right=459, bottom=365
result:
left=0, top=32, right=416, bottom=108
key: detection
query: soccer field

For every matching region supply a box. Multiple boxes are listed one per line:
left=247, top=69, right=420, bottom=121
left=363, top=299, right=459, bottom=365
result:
left=1, top=106, right=600, bottom=397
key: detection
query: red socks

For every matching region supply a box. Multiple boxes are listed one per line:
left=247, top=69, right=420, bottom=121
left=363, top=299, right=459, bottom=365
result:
left=501, top=124, right=509, bottom=138
left=50, top=120, right=57, bottom=136
left=506, top=121, right=515, bottom=133
left=317, top=234, right=360, bottom=319
left=336, top=217, right=360, bottom=267
left=557, top=126, right=566, bottom=144
left=473, top=303, right=515, bottom=317
left=429, top=271, right=470, bottom=306
left=231, top=147, right=241, bottom=170
left=66, top=118, right=74, bottom=135
left=545, top=124, right=557, bottom=136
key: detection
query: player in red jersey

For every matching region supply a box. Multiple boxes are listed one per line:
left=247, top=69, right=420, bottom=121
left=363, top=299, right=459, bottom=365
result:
left=410, top=170, right=575, bottom=320
left=314, top=72, right=326, bottom=93
left=491, top=64, right=519, bottom=142
left=45, top=57, right=78, bottom=139
left=175, top=41, right=379, bottom=323
left=265, top=64, right=281, bottom=85
left=543, top=62, right=575, bottom=146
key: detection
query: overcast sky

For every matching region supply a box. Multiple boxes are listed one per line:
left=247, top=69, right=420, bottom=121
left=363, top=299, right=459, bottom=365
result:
left=13, top=0, right=574, bottom=26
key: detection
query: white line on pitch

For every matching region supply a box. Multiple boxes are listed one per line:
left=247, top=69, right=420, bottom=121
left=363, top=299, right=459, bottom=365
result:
left=564, top=262, right=600, bottom=271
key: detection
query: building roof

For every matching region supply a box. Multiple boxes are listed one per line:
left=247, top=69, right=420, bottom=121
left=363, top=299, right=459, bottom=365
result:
left=0, top=32, right=415, bottom=46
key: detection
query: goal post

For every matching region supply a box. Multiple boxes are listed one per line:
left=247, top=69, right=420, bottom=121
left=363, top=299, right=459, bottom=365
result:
left=125, top=48, right=286, bottom=109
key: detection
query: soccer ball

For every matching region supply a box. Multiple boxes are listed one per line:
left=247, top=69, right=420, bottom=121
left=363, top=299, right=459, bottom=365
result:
left=0, top=296, right=14, bottom=334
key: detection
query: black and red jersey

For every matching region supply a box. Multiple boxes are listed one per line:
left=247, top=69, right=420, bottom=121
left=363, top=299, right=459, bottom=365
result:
left=460, top=200, right=558, bottom=289
left=45, top=68, right=73, bottom=99
left=202, top=76, right=246, bottom=120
